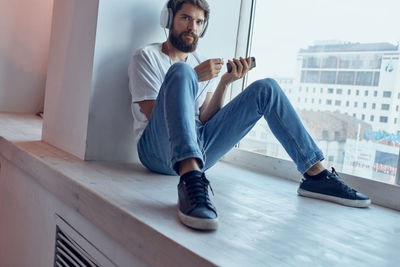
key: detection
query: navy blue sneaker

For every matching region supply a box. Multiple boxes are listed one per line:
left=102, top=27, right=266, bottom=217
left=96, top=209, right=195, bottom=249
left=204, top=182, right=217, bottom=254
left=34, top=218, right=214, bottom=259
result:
left=298, top=168, right=371, bottom=208
left=177, top=170, right=218, bottom=230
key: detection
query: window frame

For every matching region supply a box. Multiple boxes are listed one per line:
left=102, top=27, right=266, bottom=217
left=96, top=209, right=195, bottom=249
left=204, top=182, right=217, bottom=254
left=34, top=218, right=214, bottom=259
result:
left=225, top=0, right=400, bottom=210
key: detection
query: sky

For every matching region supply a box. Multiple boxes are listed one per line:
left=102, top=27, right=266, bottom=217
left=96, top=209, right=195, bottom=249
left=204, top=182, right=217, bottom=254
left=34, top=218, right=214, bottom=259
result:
left=248, top=0, right=400, bottom=79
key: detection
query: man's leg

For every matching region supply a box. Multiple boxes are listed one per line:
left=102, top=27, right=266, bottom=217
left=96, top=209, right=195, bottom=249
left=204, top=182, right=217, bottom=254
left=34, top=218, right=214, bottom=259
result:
left=137, top=62, right=218, bottom=230
left=199, top=78, right=370, bottom=207
left=137, top=62, right=204, bottom=175
left=199, top=78, right=323, bottom=174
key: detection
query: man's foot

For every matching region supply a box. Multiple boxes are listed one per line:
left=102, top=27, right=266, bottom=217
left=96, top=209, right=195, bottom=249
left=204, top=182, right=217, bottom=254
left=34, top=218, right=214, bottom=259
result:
left=298, top=167, right=371, bottom=208
left=177, top=170, right=218, bottom=230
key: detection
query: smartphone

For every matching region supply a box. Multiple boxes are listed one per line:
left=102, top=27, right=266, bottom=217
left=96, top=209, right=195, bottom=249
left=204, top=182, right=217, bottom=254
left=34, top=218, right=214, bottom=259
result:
left=227, top=57, right=256, bottom=73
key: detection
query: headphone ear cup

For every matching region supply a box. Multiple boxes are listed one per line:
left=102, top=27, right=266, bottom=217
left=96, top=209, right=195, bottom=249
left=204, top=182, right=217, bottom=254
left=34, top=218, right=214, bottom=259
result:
left=160, top=3, right=174, bottom=29
left=160, top=4, right=169, bottom=28
left=199, top=20, right=208, bottom=38
left=166, top=7, right=173, bottom=29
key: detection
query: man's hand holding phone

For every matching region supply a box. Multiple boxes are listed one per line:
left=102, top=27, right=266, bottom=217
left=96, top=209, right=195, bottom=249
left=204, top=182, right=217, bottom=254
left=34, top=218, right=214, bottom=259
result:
left=221, top=57, right=255, bottom=85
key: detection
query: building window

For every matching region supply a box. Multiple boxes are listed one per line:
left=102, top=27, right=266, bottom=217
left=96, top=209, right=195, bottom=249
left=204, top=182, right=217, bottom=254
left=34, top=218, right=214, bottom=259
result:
left=361, top=114, right=365, bottom=120
left=322, top=130, right=329, bottom=139
left=396, top=105, right=399, bottom=112
left=381, top=104, right=390, bottom=110
left=326, top=99, right=332, bottom=105
left=328, top=88, right=334, bottom=94
left=354, top=102, right=358, bottom=108
left=347, top=89, right=351, bottom=95
left=372, top=103, right=376, bottom=109
left=299, top=87, right=302, bottom=92
left=320, top=88, right=323, bottom=93
left=336, top=88, right=343, bottom=94
left=305, top=98, right=308, bottom=103
left=298, top=97, right=301, bottom=103
left=364, top=90, right=369, bottom=96
left=356, top=71, right=373, bottom=86
left=370, top=115, right=374, bottom=122
left=363, top=102, right=367, bottom=108
left=320, top=71, right=336, bottom=84
left=395, top=118, right=398, bottom=124
left=346, top=101, right=350, bottom=107
left=356, top=90, right=360, bottom=96
left=353, top=113, right=356, bottom=118
left=383, top=91, right=392, bottom=98
left=318, top=99, right=322, bottom=104
left=313, top=87, right=316, bottom=93
left=379, top=116, right=388, bottom=123
left=398, top=93, right=400, bottom=99
left=374, top=91, right=378, bottom=97
left=306, top=87, right=309, bottom=92
left=335, top=100, right=341, bottom=106
left=334, top=131, right=341, bottom=140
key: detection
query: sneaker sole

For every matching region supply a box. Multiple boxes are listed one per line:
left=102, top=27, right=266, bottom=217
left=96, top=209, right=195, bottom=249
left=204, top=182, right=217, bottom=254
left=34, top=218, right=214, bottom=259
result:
left=297, top=188, right=371, bottom=208
left=177, top=209, right=218, bottom=230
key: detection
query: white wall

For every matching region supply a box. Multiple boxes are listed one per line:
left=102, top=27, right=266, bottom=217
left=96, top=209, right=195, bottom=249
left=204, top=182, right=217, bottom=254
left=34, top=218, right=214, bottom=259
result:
left=43, top=0, right=242, bottom=162
left=0, top=0, right=53, bottom=113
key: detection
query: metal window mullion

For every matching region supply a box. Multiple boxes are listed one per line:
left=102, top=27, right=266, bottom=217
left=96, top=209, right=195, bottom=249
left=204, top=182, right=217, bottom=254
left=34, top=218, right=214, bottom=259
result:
left=396, top=149, right=400, bottom=185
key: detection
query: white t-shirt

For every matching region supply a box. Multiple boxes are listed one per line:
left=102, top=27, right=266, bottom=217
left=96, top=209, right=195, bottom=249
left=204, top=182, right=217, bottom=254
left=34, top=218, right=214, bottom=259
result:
left=128, top=43, right=217, bottom=144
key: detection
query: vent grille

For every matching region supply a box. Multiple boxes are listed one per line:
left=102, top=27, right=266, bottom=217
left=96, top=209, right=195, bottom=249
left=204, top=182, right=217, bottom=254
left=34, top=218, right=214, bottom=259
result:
left=54, top=226, right=99, bottom=267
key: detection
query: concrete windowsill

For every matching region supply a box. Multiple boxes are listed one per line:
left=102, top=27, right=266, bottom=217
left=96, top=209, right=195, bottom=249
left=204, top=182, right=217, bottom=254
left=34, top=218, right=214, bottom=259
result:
left=1, top=113, right=399, bottom=266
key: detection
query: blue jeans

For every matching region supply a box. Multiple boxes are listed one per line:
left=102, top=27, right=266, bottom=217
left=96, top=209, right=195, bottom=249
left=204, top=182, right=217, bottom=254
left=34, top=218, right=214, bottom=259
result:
left=137, top=62, right=324, bottom=175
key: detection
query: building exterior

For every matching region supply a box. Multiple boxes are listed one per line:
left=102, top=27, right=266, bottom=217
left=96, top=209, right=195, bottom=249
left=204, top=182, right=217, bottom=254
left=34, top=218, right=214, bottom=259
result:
left=287, top=42, right=400, bottom=134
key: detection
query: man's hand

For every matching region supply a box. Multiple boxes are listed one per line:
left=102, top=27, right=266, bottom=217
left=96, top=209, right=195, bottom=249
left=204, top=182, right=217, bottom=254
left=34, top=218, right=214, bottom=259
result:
left=221, top=57, right=253, bottom=86
left=194, top=58, right=224, bottom=82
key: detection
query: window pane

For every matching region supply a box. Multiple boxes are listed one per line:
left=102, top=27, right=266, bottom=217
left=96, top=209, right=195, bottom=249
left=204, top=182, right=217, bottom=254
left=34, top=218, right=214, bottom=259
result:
left=241, top=0, right=400, bottom=184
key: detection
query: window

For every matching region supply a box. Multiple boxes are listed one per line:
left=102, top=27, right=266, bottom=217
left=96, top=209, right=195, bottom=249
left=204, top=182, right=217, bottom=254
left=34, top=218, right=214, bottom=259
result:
left=243, top=0, right=399, bottom=185
left=396, top=105, right=399, bottom=112
left=320, top=71, right=336, bottom=84
left=381, top=104, right=390, bottom=110
left=299, top=87, right=302, bottom=92
left=383, top=91, right=392, bottom=98
left=380, top=116, right=388, bottom=123
left=337, top=71, right=355, bottom=85
left=356, top=72, right=373, bottom=86
left=395, top=118, right=398, bottom=124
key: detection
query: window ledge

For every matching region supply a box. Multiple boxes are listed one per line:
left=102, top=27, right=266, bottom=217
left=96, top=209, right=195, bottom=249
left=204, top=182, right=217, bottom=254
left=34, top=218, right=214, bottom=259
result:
left=1, top=113, right=400, bottom=266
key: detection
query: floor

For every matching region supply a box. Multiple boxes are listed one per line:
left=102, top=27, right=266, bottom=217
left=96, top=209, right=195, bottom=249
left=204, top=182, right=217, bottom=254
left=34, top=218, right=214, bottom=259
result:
left=1, top=112, right=400, bottom=267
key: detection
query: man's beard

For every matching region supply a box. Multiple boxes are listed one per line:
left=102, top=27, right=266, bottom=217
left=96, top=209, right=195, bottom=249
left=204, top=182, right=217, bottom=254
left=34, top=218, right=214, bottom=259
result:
left=169, top=28, right=199, bottom=53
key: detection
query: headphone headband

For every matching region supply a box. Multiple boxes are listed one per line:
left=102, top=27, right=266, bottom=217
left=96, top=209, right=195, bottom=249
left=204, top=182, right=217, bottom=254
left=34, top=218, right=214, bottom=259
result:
left=160, top=0, right=208, bottom=38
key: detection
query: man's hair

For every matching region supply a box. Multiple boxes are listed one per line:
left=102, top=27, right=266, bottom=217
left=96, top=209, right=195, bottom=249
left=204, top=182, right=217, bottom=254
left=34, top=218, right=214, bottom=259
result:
left=168, top=0, right=210, bottom=21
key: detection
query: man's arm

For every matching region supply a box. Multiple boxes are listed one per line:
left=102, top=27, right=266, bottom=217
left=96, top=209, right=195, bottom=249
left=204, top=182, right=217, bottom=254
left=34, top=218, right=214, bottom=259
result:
left=199, top=57, right=252, bottom=124
left=138, top=100, right=155, bottom=120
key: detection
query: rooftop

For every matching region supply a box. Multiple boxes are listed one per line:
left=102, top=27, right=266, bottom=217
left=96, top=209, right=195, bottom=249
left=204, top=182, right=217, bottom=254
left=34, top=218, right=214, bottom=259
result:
left=299, top=42, right=399, bottom=53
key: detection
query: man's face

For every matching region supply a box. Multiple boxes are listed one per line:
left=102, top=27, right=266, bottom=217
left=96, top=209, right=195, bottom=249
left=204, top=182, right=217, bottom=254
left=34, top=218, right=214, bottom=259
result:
left=169, top=3, right=206, bottom=53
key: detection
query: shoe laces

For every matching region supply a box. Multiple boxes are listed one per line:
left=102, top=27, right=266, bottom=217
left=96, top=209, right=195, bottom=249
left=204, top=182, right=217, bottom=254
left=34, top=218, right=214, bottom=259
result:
left=327, top=167, right=357, bottom=195
left=184, top=174, right=214, bottom=207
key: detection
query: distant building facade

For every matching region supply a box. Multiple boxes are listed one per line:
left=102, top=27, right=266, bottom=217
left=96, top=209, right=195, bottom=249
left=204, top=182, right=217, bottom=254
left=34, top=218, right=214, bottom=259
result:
left=285, top=42, right=400, bottom=134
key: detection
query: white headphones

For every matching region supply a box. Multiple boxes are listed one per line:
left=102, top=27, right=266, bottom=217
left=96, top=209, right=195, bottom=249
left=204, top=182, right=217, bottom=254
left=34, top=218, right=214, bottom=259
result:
left=160, top=0, right=208, bottom=38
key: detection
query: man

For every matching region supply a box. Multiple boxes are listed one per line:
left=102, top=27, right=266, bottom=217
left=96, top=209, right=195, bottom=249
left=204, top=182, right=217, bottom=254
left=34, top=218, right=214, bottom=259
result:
left=128, top=0, right=370, bottom=231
